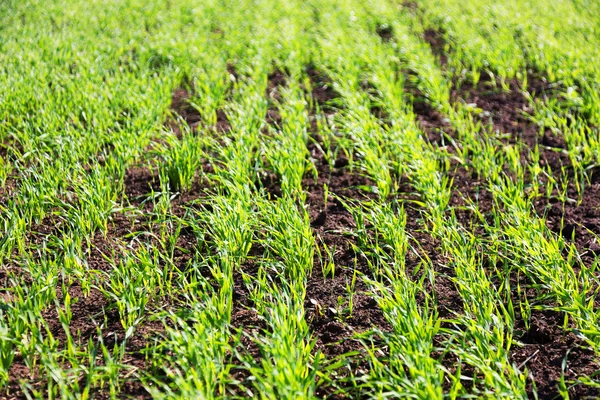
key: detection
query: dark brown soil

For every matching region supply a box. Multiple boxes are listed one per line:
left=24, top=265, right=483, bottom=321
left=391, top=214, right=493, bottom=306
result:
left=0, top=178, right=15, bottom=211
left=4, top=83, right=220, bottom=398
left=537, top=179, right=600, bottom=263
left=6, top=219, right=160, bottom=399
left=122, top=165, right=205, bottom=265
left=226, top=68, right=392, bottom=394
left=168, top=85, right=230, bottom=139
left=455, top=76, right=569, bottom=170
left=265, top=68, right=286, bottom=127
left=168, top=87, right=201, bottom=138
left=304, top=142, right=390, bottom=358
left=423, top=28, right=448, bottom=67
left=304, top=67, right=459, bottom=397
left=306, top=66, right=339, bottom=114
left=376, top=24, right=394, bottom=42
left=304, top=68, right=391, bottom=364
left=124, top=167, right=162, bottom=205
left=512, top=310, right=600, bottom=399
left=410, top=50, right=600, bottom=397
left=413, top=99, right=454, bottom=147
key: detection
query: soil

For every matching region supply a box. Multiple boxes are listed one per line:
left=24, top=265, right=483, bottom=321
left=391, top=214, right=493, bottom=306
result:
left=168, top=87, right=201, bottom=138
left=512, top=309, right=600, bottom=399
left=423, top=28, right=448, bottom=67
left=458, top=76, right=569, bottom=169
left=376, top=24, right=394, bottom=43
left=306, top=66, right=339, bottom=114
left=223, top=66, right=454, bottom=398
left=226, top=67, right=392, bottom=397
left=6, top=210, right=161, bottom=399
left=4, top=93, right=213, bottom=399
left=410, top=60, right=600, bottom=397
left=303, top=141, right=390, bottom=357
left=534, top=174, right=600, bottom=266
left=168, top=84, right=231, bottom=139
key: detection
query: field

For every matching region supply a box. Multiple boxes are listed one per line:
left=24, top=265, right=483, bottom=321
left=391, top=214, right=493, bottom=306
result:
left=1, top=0, right=600, bottom=398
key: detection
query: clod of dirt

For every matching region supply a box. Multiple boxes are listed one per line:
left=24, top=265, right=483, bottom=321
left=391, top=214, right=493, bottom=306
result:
left=311, top=210, right=327, bottom=228
left=586, top=241, right=600, bottom=255
left=402, top=1, right=419, bottom=11
left=376, top=24, right=394, bottom=42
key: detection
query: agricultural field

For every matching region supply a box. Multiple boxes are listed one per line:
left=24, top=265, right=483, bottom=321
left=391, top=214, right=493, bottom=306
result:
left=2, top=0, right=600, bottom=398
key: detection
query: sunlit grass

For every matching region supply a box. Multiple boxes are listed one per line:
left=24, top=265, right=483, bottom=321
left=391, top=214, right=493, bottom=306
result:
left=1, top=0, right=600, bottom=398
